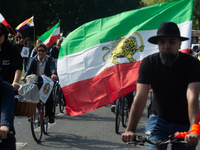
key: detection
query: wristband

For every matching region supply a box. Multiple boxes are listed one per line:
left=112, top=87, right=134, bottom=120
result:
left=174, top=131, right=188, bottom=138
left=190, top=123, right=200, bottom=135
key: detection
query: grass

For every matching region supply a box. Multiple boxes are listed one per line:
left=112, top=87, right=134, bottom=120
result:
left=20, top=66, right=25, bottom=83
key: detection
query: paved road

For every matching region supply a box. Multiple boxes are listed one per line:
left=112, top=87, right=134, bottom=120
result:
left=14, top=92, right=200, bottom=150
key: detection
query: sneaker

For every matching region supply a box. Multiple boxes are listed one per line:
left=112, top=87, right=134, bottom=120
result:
left=111, top=105, right=116, bottom=113
left=48, top=116, right=55, bottom=124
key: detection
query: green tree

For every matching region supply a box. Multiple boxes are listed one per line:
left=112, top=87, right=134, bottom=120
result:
left=0, top=0, right=144, bottom=41
left=142, top=0, right=200, bottom=30
left=193, top=0, right=200, bottom=30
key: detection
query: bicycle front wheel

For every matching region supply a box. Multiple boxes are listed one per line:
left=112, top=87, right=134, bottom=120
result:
left=30, top=102, right=43, bottom=143
left=115, top=98, right=121, bottom=134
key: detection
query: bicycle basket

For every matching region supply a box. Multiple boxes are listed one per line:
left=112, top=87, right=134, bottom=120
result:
left=15, top=101, right=37, bottom=117
left=15, top=82, right=40, bottom=117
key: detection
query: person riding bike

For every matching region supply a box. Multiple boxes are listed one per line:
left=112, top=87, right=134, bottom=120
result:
left=21, top=43, right=57, bottom=123
left=121, top=22, right=200, bottom=150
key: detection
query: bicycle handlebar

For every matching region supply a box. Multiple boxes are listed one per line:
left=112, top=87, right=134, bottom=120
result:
left=127, top=135, right=186, bottom=147
left=0, top=131, right=14, bottom=143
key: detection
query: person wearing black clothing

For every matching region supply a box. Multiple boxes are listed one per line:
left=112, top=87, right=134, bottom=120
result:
left=13, top=32, right=23, bottom=53
left=0, top=77, right=16, bottom=150
left=0, top=23, right=23, bottom=95
left=50, top=38, right=63, bottom=59
left=121, top=22, right=200, bottom=149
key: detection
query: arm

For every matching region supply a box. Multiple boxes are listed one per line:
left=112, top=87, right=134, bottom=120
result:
left=49, top=57, right=57, bottom=80
left=0, top=80, right=15, bottom=139
left=185, top=82, right=200, bottom=145
left=12, top=69, right=22, bottom=91
left=121, top=83, right=149, bottom=143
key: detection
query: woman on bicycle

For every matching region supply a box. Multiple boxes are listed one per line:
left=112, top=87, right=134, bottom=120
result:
left=21, top=44, right=57, bottom=123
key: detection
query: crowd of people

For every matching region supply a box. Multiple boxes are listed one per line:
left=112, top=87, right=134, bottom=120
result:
left=1, top=20, right=200, bottom=150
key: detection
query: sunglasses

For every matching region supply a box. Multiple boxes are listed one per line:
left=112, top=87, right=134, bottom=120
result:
left=38, top=50, right=46, bottom=53
left=0, top=33, right=3, bottom=37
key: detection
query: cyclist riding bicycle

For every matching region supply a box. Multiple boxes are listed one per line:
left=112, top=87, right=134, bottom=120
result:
left=21, top=43, right=57, bottom=124
left=0, top=77, right=16, bottom=150
left=121, top=22, right=200, bottom=150
left=111, top=92, right=134, bottom=113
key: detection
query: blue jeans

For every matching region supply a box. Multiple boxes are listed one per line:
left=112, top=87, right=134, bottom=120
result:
left=145, top=114, right=196, bottom=150
left=23, top=58, right=29, bottom=73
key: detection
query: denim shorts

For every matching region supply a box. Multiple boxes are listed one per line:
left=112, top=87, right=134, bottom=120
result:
left=145, top=114, right=196, bottom=150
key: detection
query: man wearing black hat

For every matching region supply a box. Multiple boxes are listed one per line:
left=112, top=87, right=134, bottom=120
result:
left=121, top=22, right=200, bottom=149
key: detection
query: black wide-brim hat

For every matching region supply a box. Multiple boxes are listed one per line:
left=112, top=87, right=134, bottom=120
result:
left=148, top=22, right=189, bottom=44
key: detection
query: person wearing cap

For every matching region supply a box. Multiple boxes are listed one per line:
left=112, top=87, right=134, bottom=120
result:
left=121, top=22, right=200, bottom=149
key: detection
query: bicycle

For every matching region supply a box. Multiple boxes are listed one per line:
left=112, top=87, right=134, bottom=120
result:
left=127, top=134, right=187, bottom=150
left=30, top=80, right=49, bottom=143
left=115, top=96, right=129, bottom=134
left=52, top=80, right=66, bottom=115
left=29, top=75, right=55, bottom=143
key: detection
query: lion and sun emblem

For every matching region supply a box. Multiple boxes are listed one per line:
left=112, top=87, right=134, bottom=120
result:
left=102, top=32, right=144, bottom=69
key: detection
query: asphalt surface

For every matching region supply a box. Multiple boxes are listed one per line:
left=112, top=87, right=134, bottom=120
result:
left=14, top=91, right=200, bottom=150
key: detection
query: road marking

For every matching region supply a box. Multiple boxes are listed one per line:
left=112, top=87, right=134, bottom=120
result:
left=16, top=142, right=27, bottom=150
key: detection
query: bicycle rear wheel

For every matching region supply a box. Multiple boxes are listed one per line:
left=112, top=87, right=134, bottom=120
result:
left=59, top=89, right=65, bottom=113
left=115, top=98, right=121, bottom=134
left=122, top=97, right=129, bottom=128
left=43, top=103, right=48, bottom=135
left=52, top=82, right=59, bottom=117
left=30, top=102, right=43, bottom=143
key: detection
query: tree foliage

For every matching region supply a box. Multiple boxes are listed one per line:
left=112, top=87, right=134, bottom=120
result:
left=0, top=0, right=144, bottom=41
left=142, top=0, right=200, bottom=30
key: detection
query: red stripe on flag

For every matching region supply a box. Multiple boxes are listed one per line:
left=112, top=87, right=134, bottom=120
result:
left=2, top=20, right=9, bottom=27
left=62, top=61, right=141, bottom=116
left=62, top=49, right=189, bottom=116
left=46, top=34, right=60, bottom=47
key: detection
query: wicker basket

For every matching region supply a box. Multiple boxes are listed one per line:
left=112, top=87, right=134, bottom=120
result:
left=15, top=101, right=37, bottom=117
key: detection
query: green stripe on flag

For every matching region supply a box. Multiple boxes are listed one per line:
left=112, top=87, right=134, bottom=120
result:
left=38, top=21, right=60, bottom=42
left=59, top=0, right=192, bottom=59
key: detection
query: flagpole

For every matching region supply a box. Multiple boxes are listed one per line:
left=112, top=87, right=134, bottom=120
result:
left=9, top=25, right=17, bottom=36
left=33, top=15, right=35, bottom=47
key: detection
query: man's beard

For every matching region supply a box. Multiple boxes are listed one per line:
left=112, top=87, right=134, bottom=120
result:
left=160, top=52, right=177, bottom=66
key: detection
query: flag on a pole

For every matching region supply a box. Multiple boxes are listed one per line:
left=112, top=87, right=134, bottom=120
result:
left=38, top=21, right=60, bottom=47
left=0, top=13, right=16, bottom=35
left=0, top=13, right=9, bottom=26
left=57, top=0, right=193, bottom=116
left=15, top=16, right=34, bottom=31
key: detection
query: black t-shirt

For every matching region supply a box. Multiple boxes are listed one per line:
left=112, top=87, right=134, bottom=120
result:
left=0, top=40, right=23, bottom=84
left=50, top=46, right=59, bottom=59
left=137, top=52, right=200, bottom=125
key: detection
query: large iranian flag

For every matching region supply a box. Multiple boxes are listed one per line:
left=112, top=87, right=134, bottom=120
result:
left=38, top=21, right=60, bottom=47
left=58, top=0, right=193, bottom=116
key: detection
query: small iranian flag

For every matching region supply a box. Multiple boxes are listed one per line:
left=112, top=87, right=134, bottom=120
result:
left=38, top=21, right=60, bottom=47
left=58, top=0, right=193, bottom=116
left=0, top=13, right=9, bottom=26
